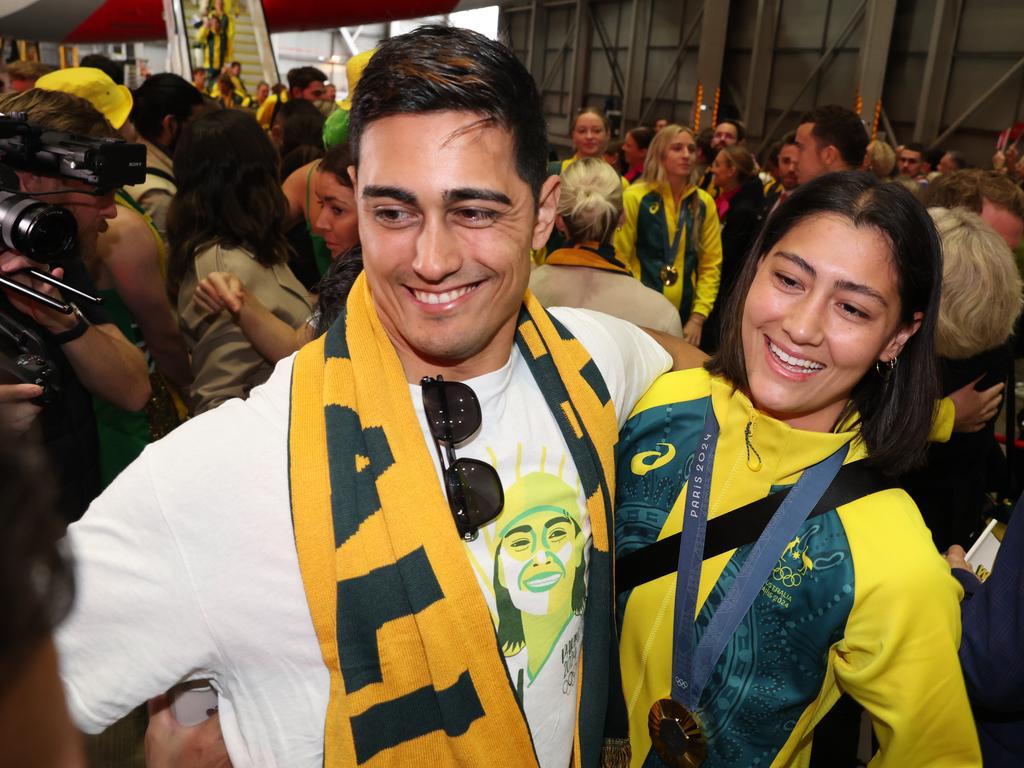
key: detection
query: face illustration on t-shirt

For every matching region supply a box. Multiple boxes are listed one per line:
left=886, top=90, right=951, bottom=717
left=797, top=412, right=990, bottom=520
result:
left=463, top=446, right=590, bottom=704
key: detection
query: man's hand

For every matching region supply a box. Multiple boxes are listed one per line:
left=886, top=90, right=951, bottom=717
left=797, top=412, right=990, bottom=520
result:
left=145, top=694, right=232, bottom=768
left=950, top=376, right=1004, bottom=433
left=193, top=272, right=247, bottom=317
left=682, top=313, right=705, bottom=347
left=945, top=544, right=972, bottom=573
left=0, top=383, right=43, bottom=434
left=0, top=251, right=77, bottom=334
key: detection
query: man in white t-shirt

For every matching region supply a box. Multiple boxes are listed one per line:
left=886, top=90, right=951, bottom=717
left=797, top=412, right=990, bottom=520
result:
left=56, top=26, right=692, bottom=768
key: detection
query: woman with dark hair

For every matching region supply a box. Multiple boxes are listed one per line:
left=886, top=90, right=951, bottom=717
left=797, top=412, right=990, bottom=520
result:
left=703, top=145, right=765, bottom=352
left=622, top=126, right=654, bottom=183
left=616, top=172, right=979, bottom=767
left=191, top=142, right=359, bottom=363
left=168, top=109, right=312, bottom=414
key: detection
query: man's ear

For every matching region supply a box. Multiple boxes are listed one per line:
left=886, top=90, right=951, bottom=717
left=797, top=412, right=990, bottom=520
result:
left=821, top=144, right=840, bottom=171
left=160, top=114, right=178, bottom=146
left=347, top=164, right=357, bottom=189
left=531, top=174, right=561, bottom=250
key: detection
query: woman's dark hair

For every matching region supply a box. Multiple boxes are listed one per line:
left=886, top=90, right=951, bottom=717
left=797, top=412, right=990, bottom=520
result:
left=281, top=143, right=324, bottom=179
left=130, top=73, right=204, bottom=144
left=274, top=98, right=326, bottom=158
left=0, top=434, right=73, bottom=689
left=312, top=248, right=364, bottom=337
left=317, top=142, right=354, bottom=188
left=627, top=125, right=654, bottom=151
left=707, top=171, right=942, bottom=476
left=349, top=25, right=548, bottom=202
left=166, top=109, right=291, bottom=300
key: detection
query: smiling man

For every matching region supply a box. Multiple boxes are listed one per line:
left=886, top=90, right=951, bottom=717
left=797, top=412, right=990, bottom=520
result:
left=55, top=25, right=678, bottom=768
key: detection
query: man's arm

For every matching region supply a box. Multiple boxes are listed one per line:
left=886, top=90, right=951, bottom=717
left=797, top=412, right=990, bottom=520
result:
left=642, top=328, right=708, bottom=371
left=0, top=382, right=43, bottom=434
left=97, top=206, right=193, bottom=391
left=0, top=252, right=151, bottom=412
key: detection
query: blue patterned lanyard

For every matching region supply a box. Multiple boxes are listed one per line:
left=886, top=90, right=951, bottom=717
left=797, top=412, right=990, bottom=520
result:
left=670, top=406, right=848, bottom=710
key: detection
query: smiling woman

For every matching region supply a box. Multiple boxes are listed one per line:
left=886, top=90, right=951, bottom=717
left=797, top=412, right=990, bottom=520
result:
left=616, top=172, right=980, bottom=767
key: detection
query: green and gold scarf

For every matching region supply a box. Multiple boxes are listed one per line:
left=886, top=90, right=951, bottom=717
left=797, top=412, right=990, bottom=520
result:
left=288, top=273, right=623, bottom=766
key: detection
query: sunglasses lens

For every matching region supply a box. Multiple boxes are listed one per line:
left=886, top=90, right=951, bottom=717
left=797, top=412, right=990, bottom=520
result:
left=449, top=458, right=504, bottom=533
left=422, top=379, right=482, bottom=444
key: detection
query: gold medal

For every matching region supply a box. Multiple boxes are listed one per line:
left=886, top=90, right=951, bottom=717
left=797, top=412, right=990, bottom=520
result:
left=660, top=265, right=679, bottom=286
left=648, top=698, right=707, bottom=768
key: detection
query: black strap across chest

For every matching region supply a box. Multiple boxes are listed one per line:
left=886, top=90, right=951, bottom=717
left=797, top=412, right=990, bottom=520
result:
left=615, top=460, right=895, bottom=594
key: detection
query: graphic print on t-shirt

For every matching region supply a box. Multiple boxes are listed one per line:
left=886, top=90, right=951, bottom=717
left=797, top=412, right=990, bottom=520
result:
left=464, top=444, right=590, bottom=709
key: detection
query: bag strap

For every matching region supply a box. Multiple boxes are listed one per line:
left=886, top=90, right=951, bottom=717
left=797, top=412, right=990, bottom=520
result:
left=616, top=460, right=895, bottom=594
left=146, top=166, right=175, bottom=184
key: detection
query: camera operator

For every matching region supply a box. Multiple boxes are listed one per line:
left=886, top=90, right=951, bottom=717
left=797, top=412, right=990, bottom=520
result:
left=0, top=88, right=150, bottom=523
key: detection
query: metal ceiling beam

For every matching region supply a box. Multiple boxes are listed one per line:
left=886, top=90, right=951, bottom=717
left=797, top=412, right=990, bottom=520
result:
left=855, top=0, right=897, bottom=136
left=637, top=3, right=705, bottom=126
left=621, top=0, right=653, bottom=128
left=913, top=0, right=962, bottom=144
left=568, top=0, right=593, bottom=116
left=744, top=0, right=781, bottom=140
left=931, top=53, right=1024, bottom=149
left=693, top=0, right=731, bottom=130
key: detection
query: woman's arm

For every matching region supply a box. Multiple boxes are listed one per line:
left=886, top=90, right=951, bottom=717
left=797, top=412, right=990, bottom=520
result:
left=614, top=186, right=641, bottom=278
left=690, top=191, right=722, bottom=320
left=193, top=271, right=310, bottom=364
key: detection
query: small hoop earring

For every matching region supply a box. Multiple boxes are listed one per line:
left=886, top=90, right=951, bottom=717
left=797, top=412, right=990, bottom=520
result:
left=875, top=356, right=898, bottom=380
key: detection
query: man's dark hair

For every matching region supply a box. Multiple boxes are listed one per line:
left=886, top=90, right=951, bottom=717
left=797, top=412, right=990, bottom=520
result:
left=274, top=98, right=325, bottom=157
left=767, top=131, right=798, bottom=166
left=287, top=66, right=327, bottom=94
left=231, top=61, right=241, bottom=69
left=903, top=141, right=925, bottom=156
left=718, top=118, right=746, bottom=143
left=923, top=169, right=1024, bottom=221
left=695, top=126, right=715, bottom=163
left=798, top=104, right=868, bottom=169
left=708, top=171, right=942, bottom=476
left=166, top=109, right=291, bottom=300
left=923, top=147, right=944, bottom=168
left=943, top=150, right=968, bottom=171
left=79, top=53, right=123, bottom=85
left=130, top=73, right=204, bottom=144
left=348, top=24, right=548, bottom=201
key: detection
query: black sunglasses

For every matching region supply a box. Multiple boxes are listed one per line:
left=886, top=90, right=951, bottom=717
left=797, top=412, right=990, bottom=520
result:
left=421, top=375, right=504, bottom=541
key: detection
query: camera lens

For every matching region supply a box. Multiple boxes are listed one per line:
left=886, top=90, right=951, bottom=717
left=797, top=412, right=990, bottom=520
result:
left=0, top=190, right=77, bottom=259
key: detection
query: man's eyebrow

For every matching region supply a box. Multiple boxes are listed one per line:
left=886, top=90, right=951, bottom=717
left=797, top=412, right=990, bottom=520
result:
left=362, top=185, right=416, bottom=204
left=775, top=251, right=888, bottom=305
left=443, top=188, right=512, bottom=206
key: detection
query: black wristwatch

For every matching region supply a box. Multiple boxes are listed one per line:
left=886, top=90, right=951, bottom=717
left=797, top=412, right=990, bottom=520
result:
left=51, top=303, right=91, bottom=345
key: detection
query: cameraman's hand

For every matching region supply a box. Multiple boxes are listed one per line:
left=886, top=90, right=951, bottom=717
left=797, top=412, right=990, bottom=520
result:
left=193, top=272, right=247, bottom=317
left=145, top=694, right=232, bottom=768
left=0, top=251, right=76, bottom=334
left=0, top=383, right=43, bottom=433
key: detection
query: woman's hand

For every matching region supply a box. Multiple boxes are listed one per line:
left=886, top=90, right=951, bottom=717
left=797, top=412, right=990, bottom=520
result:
left=193, top=272, right=247, bottom=317
left=682, top=313, right=705, bottom=346
left=944, top=544, right=972, bottom=573
left=950, top=376, right=1004, bottom=433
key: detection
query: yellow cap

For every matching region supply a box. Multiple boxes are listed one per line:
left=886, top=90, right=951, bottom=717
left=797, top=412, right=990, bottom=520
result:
left=340, top=49, right=375, bottom=110
left=35, top=66, right=133, bottom=129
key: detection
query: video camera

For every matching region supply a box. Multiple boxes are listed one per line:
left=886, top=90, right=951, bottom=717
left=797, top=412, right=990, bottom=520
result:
left=0, top=111, right=146, bottom=260
left=0, top=112, right=146, bottom=403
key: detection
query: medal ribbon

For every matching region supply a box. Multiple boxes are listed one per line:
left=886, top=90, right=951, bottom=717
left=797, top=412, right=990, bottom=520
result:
left=670, top=406, right=848, bottom=710
left=662, top=191, right=690, bottom=276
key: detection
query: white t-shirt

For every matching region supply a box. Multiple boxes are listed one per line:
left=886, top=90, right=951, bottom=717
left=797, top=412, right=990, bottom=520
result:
left=56, top=307, right=670, bottom=768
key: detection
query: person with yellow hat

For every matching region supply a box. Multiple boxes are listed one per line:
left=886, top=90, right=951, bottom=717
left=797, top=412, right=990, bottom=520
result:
left=35, top=66, right=134, bottom=137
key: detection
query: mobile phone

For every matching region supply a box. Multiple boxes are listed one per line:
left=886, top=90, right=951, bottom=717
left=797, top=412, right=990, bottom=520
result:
left=168, top=680, right=219, bottom=727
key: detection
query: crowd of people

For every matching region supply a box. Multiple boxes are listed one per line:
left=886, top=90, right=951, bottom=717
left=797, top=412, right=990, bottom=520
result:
left=2, top=21, right=1024, bottom=768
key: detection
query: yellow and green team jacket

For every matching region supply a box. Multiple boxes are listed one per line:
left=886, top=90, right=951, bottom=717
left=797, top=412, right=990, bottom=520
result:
left=614, top=182, right=722, bottom=320
left=615, top=369, right=980, bottom=768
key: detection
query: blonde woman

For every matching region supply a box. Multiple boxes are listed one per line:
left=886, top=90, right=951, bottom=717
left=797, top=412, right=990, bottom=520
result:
left=615, top=124, right=722, bottom=346
left=529, top=158, right=682, bottom=335
left=863, top=139, right=896, bottom=179
left=903, top=206, right=1024, bottom=550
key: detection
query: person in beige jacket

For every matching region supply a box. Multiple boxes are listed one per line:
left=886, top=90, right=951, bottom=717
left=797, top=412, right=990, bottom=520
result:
left=167, top=109, right=311, bottom=415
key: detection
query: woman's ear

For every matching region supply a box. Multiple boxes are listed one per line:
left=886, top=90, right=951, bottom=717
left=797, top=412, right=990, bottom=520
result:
left=881, top=310, right=923, bottom=362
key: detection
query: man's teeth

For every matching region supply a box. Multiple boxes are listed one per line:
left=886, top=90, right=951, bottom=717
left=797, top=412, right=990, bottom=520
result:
left=768, top=340, right=824, bottom=371
left=414, top=285, right=476, bottom=305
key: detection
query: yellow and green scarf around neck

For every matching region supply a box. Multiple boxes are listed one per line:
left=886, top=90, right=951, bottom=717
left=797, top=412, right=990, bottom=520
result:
left=288, top=272, right=624, bottom=767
